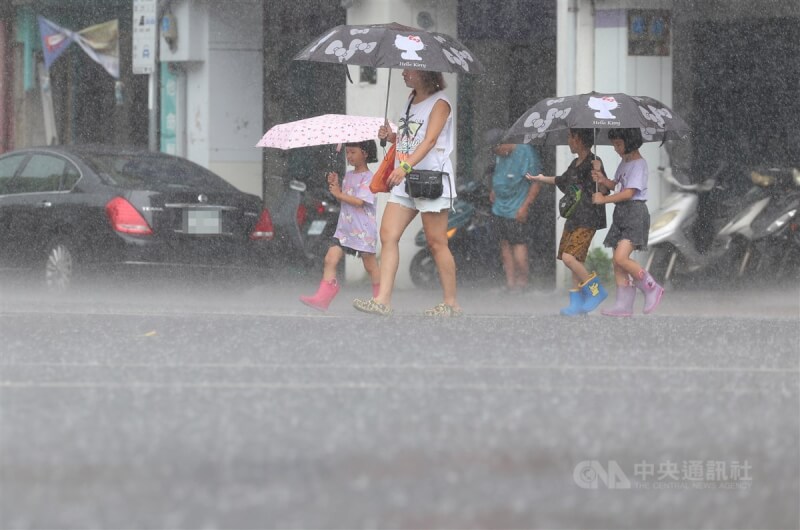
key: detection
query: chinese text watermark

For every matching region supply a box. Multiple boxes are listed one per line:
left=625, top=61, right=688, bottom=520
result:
left=573, top=459, right=753, bottom=490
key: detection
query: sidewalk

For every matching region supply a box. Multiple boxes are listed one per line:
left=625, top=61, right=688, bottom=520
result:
left=2, top=273, right=796, bottom=320
left=373, top=283, right=800, bottom=319
left=252, top=277, right=800, bottom=320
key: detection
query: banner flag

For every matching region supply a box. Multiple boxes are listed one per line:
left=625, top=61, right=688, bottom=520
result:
left=37, top=17, right=119, bottom=79
left=76, top=19, right=120, bottom=79
left=37, top=16, right=75, bottom=70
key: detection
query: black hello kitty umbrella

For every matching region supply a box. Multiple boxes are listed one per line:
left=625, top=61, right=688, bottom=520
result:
left=294, top=22, right=483, bottom=144
left=502, top=91, right=690, bottom=146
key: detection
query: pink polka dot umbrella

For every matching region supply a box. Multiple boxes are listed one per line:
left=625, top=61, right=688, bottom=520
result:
left=256, top=114, right=396, bottom=150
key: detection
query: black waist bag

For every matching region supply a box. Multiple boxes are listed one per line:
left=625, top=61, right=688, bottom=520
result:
left=405, top=170, right=446, bottom=199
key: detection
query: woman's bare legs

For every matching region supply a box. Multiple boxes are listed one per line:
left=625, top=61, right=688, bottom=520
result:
left=374, top=202, right=418, bottom=306
left=421, top=209, right=460, bottom=309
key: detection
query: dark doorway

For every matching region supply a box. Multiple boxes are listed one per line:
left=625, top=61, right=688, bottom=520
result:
left=262, top=1, right=346, bottom=189
left=689, top=17, right=800, bottom=192
left=457, top=0, right=558, bottom=287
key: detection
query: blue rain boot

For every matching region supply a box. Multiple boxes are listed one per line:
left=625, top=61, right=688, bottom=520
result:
left=560, top=289, right=585, bottom=316
left=580, top=272, right=608, bottom=313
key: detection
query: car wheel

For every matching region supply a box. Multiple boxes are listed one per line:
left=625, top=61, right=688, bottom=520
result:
left=44, top=241, right=76, bottom=292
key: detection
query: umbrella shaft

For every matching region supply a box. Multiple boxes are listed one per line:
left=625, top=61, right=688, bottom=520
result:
left=381, top=69, right=392, bottom=147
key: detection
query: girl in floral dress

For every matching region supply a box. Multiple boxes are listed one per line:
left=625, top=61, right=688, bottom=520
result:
left=300, top=140, right=380, bottom=311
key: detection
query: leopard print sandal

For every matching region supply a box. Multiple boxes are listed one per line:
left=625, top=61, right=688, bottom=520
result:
left=423, top=302, right=464, bottom=317
left=352, top=297, right=393, bottom=317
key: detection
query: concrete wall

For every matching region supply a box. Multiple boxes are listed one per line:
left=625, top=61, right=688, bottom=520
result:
left=592, top=3, right=673, bottom=260
left=207, top=0, right=263, bottom=198
left=162, top=0, right=263, bottom=198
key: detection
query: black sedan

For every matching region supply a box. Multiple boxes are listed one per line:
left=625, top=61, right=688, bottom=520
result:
left=0, top=145, right=275, bottom=290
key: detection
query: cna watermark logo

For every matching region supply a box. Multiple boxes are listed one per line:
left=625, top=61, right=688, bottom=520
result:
left=574, top=460, right=632, bottom=489
left=573, top=460, right=753, bottom=490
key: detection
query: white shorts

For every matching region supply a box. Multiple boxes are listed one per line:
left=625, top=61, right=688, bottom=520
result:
left=388, top=193, right=451, bottom=213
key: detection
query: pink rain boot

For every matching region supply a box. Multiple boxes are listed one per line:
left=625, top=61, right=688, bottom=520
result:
left=634, top=269, right=664, bottom=314
left=299, top=279, right=340, bottom=311
left=601, top=283, right=636, bottom=317
left=372, top=283, right=380, bottom=298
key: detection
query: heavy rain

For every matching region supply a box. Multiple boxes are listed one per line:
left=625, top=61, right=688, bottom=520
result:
left=0, top=1, right=798, bottom=529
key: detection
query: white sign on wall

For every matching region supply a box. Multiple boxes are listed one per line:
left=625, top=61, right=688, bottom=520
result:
left=132, top=0, right=157, bottom=74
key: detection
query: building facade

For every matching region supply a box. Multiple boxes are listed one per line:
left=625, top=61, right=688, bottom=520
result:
left=2, top=0, right=798, bottom=287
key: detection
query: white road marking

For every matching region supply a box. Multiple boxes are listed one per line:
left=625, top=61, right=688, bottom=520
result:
left=1, top=361, right=796, bottom=373
left=0, top=380, right=792, bottom=395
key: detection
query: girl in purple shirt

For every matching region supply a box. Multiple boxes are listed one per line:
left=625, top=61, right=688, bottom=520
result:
left=591, top=128, right=664, bottom=316
left=300, top=141, right=380, bottom=311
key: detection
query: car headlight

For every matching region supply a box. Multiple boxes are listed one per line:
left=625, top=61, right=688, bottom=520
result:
left=650, top=210, right=679, bottom=231
left=793, top=168, right=800, bottom=187
left=767, top=209, right=798, bottom=233
left=751, top=171, right=775, bottom=187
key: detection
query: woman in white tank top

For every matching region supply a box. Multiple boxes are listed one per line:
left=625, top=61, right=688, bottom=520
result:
left=353, top=69, right=462, bottom=317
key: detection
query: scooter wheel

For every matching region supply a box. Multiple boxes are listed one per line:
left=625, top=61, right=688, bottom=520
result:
left=410, top=250, right=440, bottom=289
left=646, top=246, right=673, bottom=286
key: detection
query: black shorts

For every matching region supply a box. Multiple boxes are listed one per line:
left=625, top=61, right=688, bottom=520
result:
left=493, top=216, right=530, bottom=245
left=603, top=201, right=650, bottom=251
left=328, top=238, right=367, bottom=257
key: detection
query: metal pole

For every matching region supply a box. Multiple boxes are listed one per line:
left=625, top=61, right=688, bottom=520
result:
left=380, top=69, right=391, bottom=147
left=148, top=0, right=165, bottom=152
left=148, top=70, right=158, bottom=151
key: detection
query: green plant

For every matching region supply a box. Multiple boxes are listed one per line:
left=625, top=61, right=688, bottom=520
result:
left=584, top=247, right=613, bottom=285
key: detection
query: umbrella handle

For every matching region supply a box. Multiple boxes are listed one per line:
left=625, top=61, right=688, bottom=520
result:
left=380, top=69, right=392, bottom=147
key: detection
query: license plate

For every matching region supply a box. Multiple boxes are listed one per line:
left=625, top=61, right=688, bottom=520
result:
left=183, top=209, right=221, bottom=234
left=307, top=219, right=327, bottom=236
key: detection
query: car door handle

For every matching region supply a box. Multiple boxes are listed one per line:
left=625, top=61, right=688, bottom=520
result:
left=39, top=201, right=52, bottom=208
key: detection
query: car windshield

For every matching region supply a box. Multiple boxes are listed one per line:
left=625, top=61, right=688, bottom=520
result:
left=82, top=153, right=238, bottom=192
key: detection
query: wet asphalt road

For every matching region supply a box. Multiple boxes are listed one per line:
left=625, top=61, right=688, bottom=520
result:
left=0, top=280, right=798, bottom=529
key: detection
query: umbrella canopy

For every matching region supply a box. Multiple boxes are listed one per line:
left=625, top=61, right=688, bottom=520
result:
left=256, top=114, right=396, bottom=150
left=293, top=22, right=482, bottom=74
left=503, top=91, right=690, bottom=146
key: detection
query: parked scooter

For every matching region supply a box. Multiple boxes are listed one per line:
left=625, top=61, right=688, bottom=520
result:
left=736, top=167, right=800, bottom=282
left=646, top=162, right=769, bottom=286
left=271, top=178, right=340, bottom=269
left=409, top=180, right=502, bottom=288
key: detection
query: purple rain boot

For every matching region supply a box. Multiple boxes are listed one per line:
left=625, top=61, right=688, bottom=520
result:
left=601, top=283, right=636, bottom=317
left=634, top=269, right=664, bottom=314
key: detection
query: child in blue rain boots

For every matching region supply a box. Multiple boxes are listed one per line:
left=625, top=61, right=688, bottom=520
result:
left=527, top=128, right=610, bottom=316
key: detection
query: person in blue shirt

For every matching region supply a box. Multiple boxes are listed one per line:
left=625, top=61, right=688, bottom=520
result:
left=487, top=130, right=542, bottom=292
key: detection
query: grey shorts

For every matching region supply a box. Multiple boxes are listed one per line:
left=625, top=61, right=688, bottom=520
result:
left=388, top=193, right=452, bottom=213
left=603, top=200, right=650, bottom=251
left=493, top=216, right=530, bottom=245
